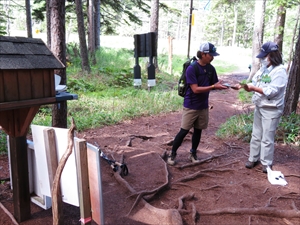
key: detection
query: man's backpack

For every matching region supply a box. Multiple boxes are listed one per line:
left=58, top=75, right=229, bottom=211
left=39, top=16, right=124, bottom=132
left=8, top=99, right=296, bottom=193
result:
left=178, top=56, right=214, bottom=97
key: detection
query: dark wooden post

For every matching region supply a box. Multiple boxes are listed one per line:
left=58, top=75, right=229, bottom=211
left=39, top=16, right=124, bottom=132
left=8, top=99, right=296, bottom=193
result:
left=9, top=136, right=31, bottom=222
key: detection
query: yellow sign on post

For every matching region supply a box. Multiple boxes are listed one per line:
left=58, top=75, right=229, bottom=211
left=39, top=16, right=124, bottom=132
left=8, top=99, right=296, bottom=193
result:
left=192, top=13, right=195, bottom=26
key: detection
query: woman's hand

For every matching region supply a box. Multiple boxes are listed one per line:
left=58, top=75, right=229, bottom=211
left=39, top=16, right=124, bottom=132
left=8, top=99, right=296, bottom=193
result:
left=244, top=83, right=254, bottom=92
left=231, top=84, right=242, bottom=90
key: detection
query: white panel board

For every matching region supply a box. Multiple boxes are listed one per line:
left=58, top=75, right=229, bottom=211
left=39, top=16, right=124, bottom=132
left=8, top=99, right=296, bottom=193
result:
left=31, top=125, right=79, bottom=207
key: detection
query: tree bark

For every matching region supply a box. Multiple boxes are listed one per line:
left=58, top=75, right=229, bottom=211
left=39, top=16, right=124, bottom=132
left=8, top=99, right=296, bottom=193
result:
left=75, top=0, right=91, bottom=73
left=283, top=26, right=300, bottom=116
left=88, top=0, right=96, bottom=65
left=287, top=5, right=300, bottom=73
left=46, top=0, right=51, bottom=48
left=274, top=5, right=286, bottom=53
left=94, top=0, right=101, bottom=49
left=50, top=0, right=67, bottom=128
left=248, top=0, right=266, bottom=81
left=150, top=0, right=159, bottom=71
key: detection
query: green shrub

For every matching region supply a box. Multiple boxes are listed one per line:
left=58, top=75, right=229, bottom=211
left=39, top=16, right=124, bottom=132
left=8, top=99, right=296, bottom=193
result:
left=0, top=129, right=7, bottom=154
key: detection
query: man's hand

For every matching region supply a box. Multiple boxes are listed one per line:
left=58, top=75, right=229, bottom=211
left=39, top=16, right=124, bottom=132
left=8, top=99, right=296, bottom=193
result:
left=214, top=81, right=229, bottom=90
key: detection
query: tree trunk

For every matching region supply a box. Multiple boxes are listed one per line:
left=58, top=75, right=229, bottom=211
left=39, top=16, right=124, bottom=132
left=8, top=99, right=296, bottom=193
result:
left=94, top=0, right=101, bottom=49
left=46, top=0, right=51, bottom=48
left=75, top=0, right=91, bottom=73
left=274, top=5, right=286, bottom=53
left=4, top=0, right=10, bottom=35
left=287, top=5, right=300, bottom=73
left=283, top=26, right=300, bottom=116
left=50, top=0, right=67, bottom=129
left=232, top=5, right=238, bottom=47
left=150, top=0, right=159, bottom=71
left=248, top=0, right=266, bottom=81
left=25, top=0, right=32, bottom=38
left=88, top=0, right=96, bottom=65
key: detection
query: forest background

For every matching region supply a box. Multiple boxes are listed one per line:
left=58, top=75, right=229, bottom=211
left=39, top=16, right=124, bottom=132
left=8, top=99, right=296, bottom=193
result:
left=0, top=0, right=300, bottom=147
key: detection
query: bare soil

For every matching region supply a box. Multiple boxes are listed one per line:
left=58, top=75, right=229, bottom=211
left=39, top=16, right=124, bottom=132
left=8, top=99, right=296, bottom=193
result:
left=0, top=73, right=300, bottom=225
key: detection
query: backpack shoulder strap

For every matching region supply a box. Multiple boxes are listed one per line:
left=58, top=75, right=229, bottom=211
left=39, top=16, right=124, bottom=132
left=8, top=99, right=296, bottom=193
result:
left=206, top=63, right=214, bottom=85
left=191, top=61, right=200, bottom=78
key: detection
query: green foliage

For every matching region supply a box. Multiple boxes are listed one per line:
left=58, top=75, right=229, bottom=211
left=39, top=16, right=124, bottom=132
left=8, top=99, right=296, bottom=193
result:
left=0, top=129, right=7, bottom=154
left=277, top=112, right=300, bottom=145
left=216, top=112, right=254, bottom=142
left=217, top=110, right=300, bottom=146
left=237, top=88, right=253, bottom=104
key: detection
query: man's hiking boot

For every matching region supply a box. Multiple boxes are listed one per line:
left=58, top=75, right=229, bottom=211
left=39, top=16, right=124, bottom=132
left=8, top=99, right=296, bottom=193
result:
left=167, top=153, right=176, bottom=166
left=189, top=152, right=200, bottom=163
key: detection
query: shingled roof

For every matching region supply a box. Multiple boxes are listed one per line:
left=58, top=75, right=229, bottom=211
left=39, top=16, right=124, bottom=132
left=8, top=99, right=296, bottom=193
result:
left=0, top=36, right=65, bottom=69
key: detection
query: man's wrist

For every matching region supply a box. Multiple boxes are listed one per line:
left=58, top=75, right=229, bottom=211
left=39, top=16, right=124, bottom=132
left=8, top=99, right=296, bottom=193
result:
left=211, top=84, right=215, bottom=90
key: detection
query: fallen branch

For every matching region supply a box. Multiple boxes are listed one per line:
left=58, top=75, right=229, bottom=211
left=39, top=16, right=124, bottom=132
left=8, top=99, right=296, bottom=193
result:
left=0, top=201, right=19, bottom=225
left=52, top=118, right=76, bottom=225
left=200, top=207, right=300, bottom=218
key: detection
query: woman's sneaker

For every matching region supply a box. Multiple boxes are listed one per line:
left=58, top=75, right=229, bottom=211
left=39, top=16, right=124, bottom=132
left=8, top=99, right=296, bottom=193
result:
left=189, top=153, right=200, bottom=163
left=167, top=153, right=176, bottom=165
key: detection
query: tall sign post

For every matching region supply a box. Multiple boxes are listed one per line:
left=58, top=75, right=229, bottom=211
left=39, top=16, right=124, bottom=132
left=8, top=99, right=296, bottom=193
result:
left=187, top=0, right=194, bottom=59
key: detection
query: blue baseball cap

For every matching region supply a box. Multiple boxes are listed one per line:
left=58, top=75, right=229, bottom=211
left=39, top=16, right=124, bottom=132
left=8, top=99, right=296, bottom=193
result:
left=256, top=41, right=279, bottom=58
left=199, top=42, right=220, bottom=56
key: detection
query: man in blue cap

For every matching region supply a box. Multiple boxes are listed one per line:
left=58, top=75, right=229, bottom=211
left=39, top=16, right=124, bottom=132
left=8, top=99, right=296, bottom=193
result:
left=167, top=42, right=228, bottom=165
left=241, top=41, right=288, bottom=173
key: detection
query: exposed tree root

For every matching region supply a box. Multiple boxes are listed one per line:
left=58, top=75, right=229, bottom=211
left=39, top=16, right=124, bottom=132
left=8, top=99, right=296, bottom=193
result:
left=216, top=160, right=240, bottom=168
left=200, top=207, right=300, bottom=218
left=263, top=187, right=269, bottom=194
left=282, top=218, right=294, bottom=225
left=223, top=142, right=245, bottom=150
left=173, top=168, right=234, bottom=184
left=114, top=155, right=182, bottom=225
left=265, top=194, right=300, bottom=208
left=285, top=174, right=300, bottom=178
left=172, top=182, right=223, bottom=192
left=178, top=153, right=228, bottom=169
left=177, top=193, right=198, bottom=225
left=0, top=201, right=19, bottom=225
left=190, top=203, right=197, bottom=225
left=177, top=192, right=195, bottom=210
left=112, top=155, right=183, bottom=224
left=173, top=171, right=213, bottom=183
left=200, top=168, right=236, bottom=173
